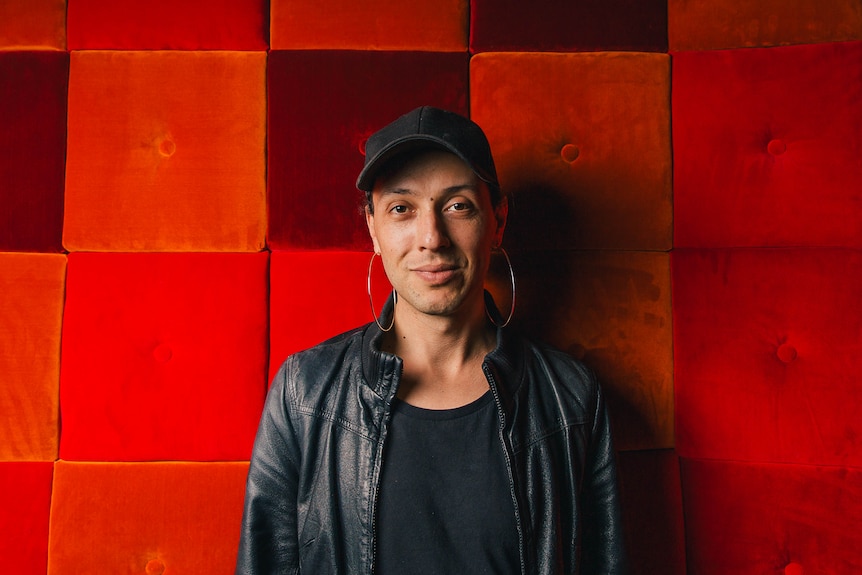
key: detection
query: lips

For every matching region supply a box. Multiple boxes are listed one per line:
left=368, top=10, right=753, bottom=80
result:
left=411, top=263, right=459, bottom=284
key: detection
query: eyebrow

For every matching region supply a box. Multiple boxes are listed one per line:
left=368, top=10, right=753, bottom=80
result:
left=377, top=183, right=480, bottom=198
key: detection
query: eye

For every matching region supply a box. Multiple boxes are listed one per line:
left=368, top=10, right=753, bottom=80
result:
left=445, top=201, right=474, bottom=214
left=389, top=204, right=409, bottom=215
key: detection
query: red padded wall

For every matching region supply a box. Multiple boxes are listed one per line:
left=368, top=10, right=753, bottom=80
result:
left=60, top=253, right=268, bottom=461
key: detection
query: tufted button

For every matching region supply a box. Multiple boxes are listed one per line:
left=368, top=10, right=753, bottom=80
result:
left=153, top=343, right=173, bottom=363
left=784, top=562, right=803, bottom=575
left=767, top=138, right=786, bottom=156
left=146, top=559, right=166, bottom=575
left=159, top=138, right=176, bottom=157
left=777, top=343, right=797, bottom=364
left=561, top=144, right=580, bottom=163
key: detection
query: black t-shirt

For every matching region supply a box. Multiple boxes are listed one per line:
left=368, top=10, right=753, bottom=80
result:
left=376, top=390, right=520, bottom=575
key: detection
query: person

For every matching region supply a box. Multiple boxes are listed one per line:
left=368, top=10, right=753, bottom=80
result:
left=235, top=106, right=627, bottom=574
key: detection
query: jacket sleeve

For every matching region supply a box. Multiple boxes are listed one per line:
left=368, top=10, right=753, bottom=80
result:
left=581, top=379, right=629, bottom=575
left=235, top=361, right=301, bottom=575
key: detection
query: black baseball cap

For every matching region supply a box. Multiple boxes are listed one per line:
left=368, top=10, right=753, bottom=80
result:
left=356, top=106, right=500, bottom=194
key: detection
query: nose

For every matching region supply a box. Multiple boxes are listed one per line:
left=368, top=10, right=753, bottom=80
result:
left=418, top=209, right=450, bottom=251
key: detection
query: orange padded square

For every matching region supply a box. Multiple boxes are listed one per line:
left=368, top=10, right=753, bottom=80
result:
left=269, top=251, right=392, bottom=382
left=681, top=458, right=862, bottom=574
left=59, top=253, right=268, bottom=461
left=471, top=52, right=672, bottom=251
left=0, top=253, right=65, bottom=461
left=48, top=461, right=248, bottom=575
left=64, top=51, right=266, bottom=252
left=68, top=0, right=267, bottom=50
left=669, top=0, right=862, bottom=51
left=510, top=250, right=673, bottom=451
left=271, top=0, right=467, bottom=50
left=0, top=462, right=53, bottom=573
left=0, top=0, right=65, bottom=50
left=674, top=249, right=862, bottom=467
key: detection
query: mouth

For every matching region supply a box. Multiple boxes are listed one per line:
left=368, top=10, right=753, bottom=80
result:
left=412, top=263, right=460, bottom=284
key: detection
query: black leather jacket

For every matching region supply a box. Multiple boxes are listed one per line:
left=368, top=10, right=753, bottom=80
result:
left=236, top=317, right=627, bottom=574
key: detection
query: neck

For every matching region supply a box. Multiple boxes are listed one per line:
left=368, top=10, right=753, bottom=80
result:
left=382, top=297, right=498, bottom=409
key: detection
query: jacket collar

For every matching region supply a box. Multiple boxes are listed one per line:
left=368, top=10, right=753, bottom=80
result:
left=360, top=291, right=525, bottom=407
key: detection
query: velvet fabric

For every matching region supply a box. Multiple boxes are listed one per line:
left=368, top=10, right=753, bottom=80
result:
left=681, top=458, right=862, bottom=574
left=471, top=52, right=672, bottom=252
left=470, top=0, right=667, bottom=53
left=669, top=0, right=862, bottom=51
left=673, top=41, right=862, bottom=248
left=67, top=0, right=267, bottom=50
left=617, top=450, right=686, bottom=575
left=271, top=0, right=467, bottom=50
left=64, top=50, right=267, bottom=252
left=269, top=251, right=391, bottom=383
left=0, top=462, right=53, bottom=574
left=59, top=253, right=268, bottom=461
left=48, top=461, right=248, bottom=574
left=0, top=51, right=67, bottom=252
left=511, top=250, right=673, bottom=452
left=0, top=0, right=65, bottom=50
left=0, top=253, right=66, bottom=461
left=673, top=248, right=862, bottom=467
left=267, top=50, right=469, bottom=250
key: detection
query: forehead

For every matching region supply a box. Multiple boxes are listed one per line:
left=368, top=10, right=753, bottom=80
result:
left=372, top=148, right=479, bottom=193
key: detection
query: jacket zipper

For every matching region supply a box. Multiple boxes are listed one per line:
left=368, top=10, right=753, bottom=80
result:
left=484, top=363, right=527, bottom=575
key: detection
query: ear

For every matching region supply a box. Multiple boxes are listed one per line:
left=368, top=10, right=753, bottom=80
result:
left=365, top=205, right=381, bottom=254
left=493, top=196, right=508, bottom=247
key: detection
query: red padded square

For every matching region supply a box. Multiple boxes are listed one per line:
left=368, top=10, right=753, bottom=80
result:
left=48, top=461, right=248, bottom=574
left=673, top=42, right=862, bottom=248
left=67, top=0, right=267, bottom=50
left=681, top=458, right=862, bottom=574
left=471, top=52, right=672, bottom=251
left=59, top=253, right=268, bottom=461
left=64, top=50, right=267, bottom=252
left=0, top=253, right=66, bottom=461
left=673, top=248, right=862, bottom=466
left=669, top=0, right=862, bottom=51
left=0, top=462, right=52, bottom=574
left=0, top=51, right=67, bottom=252
left=271, top=0, right=467, bottom=50
left=267, top=50, right=469, bottom=250
left=617, top=450, right=686, bottom=575
left=269, top=251, right=391, bottom=382
left=470, top=0, right=667, bottom=53
left=0, top=0, right=66, bottom=50
left=511, top=250, right=673, bottom=451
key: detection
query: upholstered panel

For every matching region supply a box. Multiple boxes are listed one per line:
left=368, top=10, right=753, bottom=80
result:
left=64, top=50, right=267, bottom=252
left=0, top=253, right=65, bottom=461
left=0, top=51, right=67, bottom=252
left=269, top=251, right=392, bottom=382
left=271, top=0, right=467, bottom=50
left=59, top=253, right=268, bottom=461
left=48, top=461, right=248, bottom=575
left=470, top=0, right=667, bottom=53
left=674, top=41, right=862, bottom=249
left=0, top=0, right=65, bottom=50
left=512, top=250, right=673, bottom=451
left=669, top=0, right=862, bottom=51
left=673, top=248, right=862, bottom=467
left=471, top=52, right=672, bottom=252
left=0, top=462, right=53, bottom=574
left=617, top=450, right=686, bottom=575
left=267, top=50, right=469, bottom=250
left=681, top=458, right=862, bottom=574
left=67, top=0, right=267, bottom=50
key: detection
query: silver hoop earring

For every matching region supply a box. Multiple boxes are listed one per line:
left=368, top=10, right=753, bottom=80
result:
left=487, top=247, right=516, bottom=328
left=367, top=252, right=396, bottom=332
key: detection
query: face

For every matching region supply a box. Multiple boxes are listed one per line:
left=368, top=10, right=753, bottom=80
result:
left=366, top=149, right=507, bottom=322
